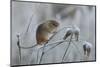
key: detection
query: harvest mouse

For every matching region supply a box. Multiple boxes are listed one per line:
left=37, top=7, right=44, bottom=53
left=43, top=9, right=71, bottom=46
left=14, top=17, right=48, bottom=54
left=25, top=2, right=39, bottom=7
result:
left=36, top=20, right=59, bottom=45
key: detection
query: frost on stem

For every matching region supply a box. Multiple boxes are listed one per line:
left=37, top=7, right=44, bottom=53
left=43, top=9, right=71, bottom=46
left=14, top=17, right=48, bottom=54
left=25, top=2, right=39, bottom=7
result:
left=63, top=25, right=80, bottom=41
left=63, top=28, right=73, bottom=40
left=73, top=25, right=80, bottom=41
left=16, top=33, right=21, bottom=64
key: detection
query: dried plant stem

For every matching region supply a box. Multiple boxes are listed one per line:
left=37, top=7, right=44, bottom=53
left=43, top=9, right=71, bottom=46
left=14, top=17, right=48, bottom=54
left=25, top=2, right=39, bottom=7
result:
left=72, top=41, right=83, bottom=58
left=20, top=44, right=37, bottom=49
left=38, top=32, right=57, bottom=64
left=26, top=14, right=34, bottom=33
left=17, top=36, right=21, bottom=64
left=36, top=48, right=41, bottom=63
left=44, top=40, right=69, bottom=53
left=36, top=40, right=69, bottom=63
left=61, top=34, right=73, bottom=62
left=44, top=40, right=70, bottom=48
left=19, top=47, right=21, bottom=64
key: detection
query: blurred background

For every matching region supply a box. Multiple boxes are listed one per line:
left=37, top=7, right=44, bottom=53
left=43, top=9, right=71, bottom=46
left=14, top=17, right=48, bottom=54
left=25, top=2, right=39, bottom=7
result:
left=11, top=1, right=96, bottom=66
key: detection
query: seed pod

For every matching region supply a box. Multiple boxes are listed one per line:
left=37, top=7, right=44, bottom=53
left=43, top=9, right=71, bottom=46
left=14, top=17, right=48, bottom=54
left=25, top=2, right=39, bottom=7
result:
left=63, top=28, right=73, bottom=40
left=73, top=25, right=80, bottom=41
left=16, top=33, right=20, bottom=47
left=83, top=41, right=92, bottom=57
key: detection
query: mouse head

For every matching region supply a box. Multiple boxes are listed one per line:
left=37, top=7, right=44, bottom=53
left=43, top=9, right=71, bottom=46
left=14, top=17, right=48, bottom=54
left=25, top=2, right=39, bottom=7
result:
left=48, top=20, right=59, bottom=28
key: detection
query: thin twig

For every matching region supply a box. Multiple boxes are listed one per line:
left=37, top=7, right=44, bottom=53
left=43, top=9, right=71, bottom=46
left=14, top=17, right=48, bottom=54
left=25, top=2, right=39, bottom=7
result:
left=36, top=48, right=41, bottom=63
left=36, top=40, right=69, bottom=63
left=62, top=33, right=73, bottom=62
left=59, top=41, right=83, bottom=62
left=17, top=35, right=21, bottom=64
left=19, top=47, right=21, bottom=64
left=38, top=32, right=57, bottom=64
left=26, top=14, right=34, bottom=33
left=71, top=41, right=83, bottom=57
left=44, top=40, right=69, bottom=53
left=20, top=44, right=37, bottom=49
left=18, top=13, right=34, bottom=38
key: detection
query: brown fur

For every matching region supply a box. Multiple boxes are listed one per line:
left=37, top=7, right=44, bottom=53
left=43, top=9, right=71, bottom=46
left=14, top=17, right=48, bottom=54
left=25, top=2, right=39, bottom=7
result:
left=36, top=20, right=59, bottom=45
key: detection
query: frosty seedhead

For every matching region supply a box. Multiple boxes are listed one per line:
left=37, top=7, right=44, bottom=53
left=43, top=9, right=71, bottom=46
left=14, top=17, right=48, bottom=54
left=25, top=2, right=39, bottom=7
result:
left=72, top=25, right=80, bottom=41
left=73, top=25, right=80, bottom=33
left=16, top=33, right=20, bottom=38
left=83, top=41, right=92, bottom=57
left=63, top=28, right=73, bottom=40
left=63, top=25, right=80, bottom=41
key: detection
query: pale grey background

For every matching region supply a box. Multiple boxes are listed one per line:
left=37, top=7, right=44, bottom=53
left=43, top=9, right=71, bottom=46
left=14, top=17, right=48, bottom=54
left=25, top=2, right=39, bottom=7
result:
left=11, top=1, right=95, bottom=66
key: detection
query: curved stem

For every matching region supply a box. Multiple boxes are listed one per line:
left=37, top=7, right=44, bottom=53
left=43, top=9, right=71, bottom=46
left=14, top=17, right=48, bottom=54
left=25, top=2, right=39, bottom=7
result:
left=44, top=40, right=69, bottom=53
left=26, top=14, right=34, bottom=33
left=72, top=41, right=83, bottom=58
left=20, top=44, right=37, bottom=49
left=62, top=34, right=73, bottom=62
left=17, top=36, right=21, bottom=64
left=38, top=32, right=57, bottom=64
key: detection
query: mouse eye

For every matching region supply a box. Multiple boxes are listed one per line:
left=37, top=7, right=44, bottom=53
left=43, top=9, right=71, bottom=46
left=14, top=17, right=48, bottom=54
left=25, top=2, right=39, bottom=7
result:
left=52, top=22, right=59, bottom=27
